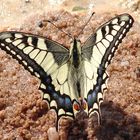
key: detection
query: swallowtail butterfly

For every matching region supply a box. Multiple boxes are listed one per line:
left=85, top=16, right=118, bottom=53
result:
left=0, top=13, right=134, bottom=130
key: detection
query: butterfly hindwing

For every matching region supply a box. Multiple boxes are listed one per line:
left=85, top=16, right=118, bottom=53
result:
left=81, top=14, right=134, bottom=121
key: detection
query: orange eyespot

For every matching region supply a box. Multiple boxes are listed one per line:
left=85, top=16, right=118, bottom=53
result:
left=73, top=102, right=80, bottom=111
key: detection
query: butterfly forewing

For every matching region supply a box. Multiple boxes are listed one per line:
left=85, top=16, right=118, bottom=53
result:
left=81, top=14, right=134, bottom=120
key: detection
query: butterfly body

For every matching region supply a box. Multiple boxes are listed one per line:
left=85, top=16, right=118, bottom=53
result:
left=0, top=13, right=134, bottom=130
left=68, top=38, right=84, bottom=98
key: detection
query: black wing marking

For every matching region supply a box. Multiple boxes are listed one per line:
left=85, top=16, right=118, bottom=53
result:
left=81, top=14, right=134, bottom=123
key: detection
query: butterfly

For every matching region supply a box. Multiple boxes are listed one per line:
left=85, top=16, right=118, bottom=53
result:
left=0, top=13, right=134, bottom=130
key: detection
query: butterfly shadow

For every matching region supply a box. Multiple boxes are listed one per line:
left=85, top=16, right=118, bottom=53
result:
left=66, top=101, right=140, bottom=140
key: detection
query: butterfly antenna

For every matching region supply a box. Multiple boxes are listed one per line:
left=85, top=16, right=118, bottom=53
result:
left=78, top=12, right=95, bottom=36
left=40, top=19, right=73, bottom=39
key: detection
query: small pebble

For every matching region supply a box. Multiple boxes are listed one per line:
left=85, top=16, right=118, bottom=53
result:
left=25, top=0, right=30, bottom=3
left=47, top=127, right=59, bottom=140
left=120, top=60, right=129, bottom=66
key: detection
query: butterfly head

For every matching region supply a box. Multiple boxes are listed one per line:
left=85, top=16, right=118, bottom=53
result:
left=70, top=37, right=81, bottom=48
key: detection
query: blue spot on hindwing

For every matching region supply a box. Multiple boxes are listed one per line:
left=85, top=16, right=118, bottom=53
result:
left=65, top=97, right=72, bottom=111
left=87, top=90, right=97, bottom=108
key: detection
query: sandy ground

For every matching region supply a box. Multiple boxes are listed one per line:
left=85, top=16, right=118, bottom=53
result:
left=0, top=0, right=140, bottom=140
